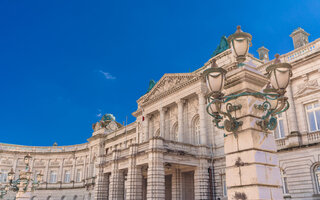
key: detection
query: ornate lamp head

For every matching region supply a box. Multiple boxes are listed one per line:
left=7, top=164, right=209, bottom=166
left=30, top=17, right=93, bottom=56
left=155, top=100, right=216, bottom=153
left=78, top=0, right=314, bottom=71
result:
left=227, top=25, right=252, bottom=63
left=203, top=59, right=227, bottom=97
left=24, top=154, right=32, bottom=165
left=266, top=54, right=292, bottom=95
left=36, top=172, right=43, bottom=183
left=8, top=168, right=15, bottom=181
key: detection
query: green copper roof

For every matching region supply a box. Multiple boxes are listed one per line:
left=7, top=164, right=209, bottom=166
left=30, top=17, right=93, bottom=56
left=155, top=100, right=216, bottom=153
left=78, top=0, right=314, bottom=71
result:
left=211, top=36, right=229, bottom=57
left=146, top=79, right=156, bottom=93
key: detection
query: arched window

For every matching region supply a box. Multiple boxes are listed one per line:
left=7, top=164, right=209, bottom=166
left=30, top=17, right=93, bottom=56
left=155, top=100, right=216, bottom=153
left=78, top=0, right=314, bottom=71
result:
left=31, top=196, right=38, bottom=200
left=171, top=123, right=178, bottom=141
left=314, top=165, right=320, bottom=193
left=61, top=196, right=65, bottom=200
left=47, top=196, right=51, bottom=200
left=73, top=195, right=78, bottom=200
left=192, top=116, right=200, bottom=145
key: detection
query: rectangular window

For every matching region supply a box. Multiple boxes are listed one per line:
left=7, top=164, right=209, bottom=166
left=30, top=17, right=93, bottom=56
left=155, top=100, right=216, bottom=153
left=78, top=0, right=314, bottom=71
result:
left=64, top=170, right=71, bottom=183
left=306, top=102, right=320, bottom=132
left=222, top=174, right=227, bottom=197
left=76, top=169, right=81, bottom=182
left=49, top=171, right=57, bottom=183
left=275, top=113, right=285, bottom=139
left=282, top=177, right=289, bottom=194
left=0, top=169, right=8, bottom=183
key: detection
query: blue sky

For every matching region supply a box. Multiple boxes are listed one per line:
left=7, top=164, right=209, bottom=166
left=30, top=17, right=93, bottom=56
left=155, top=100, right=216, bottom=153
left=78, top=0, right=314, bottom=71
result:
left=0, top=0, right=319, bottom=146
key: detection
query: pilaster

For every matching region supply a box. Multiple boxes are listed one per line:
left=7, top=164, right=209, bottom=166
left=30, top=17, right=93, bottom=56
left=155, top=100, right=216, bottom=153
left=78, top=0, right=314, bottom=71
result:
left=144, top=115, right=150, bottom=141
left=172, top=168, right=182, bottom=200
left=194, top=159, right=209, bottom=200
left=94, top=168, right=109, bottom=200
left=177, top=99, right=185, bottom=142
left=198, top=92, right=208, bottom=145
left=109, top=150, right=124, bottom=200
left=147, top=138, right=165, bottom=200
left=160, top=108, right=167, bottom=138
left=126, top=144, right=143, bottom=200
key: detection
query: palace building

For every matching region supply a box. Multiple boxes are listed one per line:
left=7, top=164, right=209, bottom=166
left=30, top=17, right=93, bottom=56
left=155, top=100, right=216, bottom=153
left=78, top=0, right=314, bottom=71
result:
left=1, top=27, right=320, bottom=200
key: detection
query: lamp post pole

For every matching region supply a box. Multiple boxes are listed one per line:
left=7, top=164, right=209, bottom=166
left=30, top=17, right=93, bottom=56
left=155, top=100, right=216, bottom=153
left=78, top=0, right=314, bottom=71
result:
left=204, top=26, right=292, bottom=200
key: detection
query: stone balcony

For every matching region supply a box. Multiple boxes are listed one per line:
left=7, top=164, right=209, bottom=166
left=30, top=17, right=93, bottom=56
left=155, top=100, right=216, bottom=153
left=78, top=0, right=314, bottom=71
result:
left=275, top=131, right=320, bottom=150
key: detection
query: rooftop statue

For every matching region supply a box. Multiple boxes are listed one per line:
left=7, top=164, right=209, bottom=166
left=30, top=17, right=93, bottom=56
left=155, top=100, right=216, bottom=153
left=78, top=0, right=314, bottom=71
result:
left=147, top=79, right=156, bottom=93
left=92, top=113, right=122, bottom=132
left=211, top=36, right=229, bottom=57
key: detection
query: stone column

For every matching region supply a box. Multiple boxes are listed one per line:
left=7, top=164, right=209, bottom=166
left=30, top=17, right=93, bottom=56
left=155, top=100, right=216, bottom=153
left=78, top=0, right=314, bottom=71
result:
left=177, top=100, right=185, bottom=142
left=144, top=115, right=149, bottom=141
left=286, top=82, right=299, bottom=134
left=126, top=144, right=143, bottom=200
left=109, top=150, right=125, bottom=200
left=198, top=92, right=208, bottom=145
left=194, top=158, right=209, bottom=200
left=94, top=168, right=109, bottom=200
left=223, top=66, right=283, bottom=200
left=147, top=138, right=165, bottom=200
left=172, top=168, right=182, bottom=200
left=160, top=108, right=167, bottom=138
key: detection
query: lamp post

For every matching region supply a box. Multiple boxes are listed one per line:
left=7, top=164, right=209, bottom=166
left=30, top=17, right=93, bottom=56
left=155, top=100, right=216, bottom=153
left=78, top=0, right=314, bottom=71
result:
left=204, top=26, right=292, bottom=199
left=0, top=154, right=43, bottom=200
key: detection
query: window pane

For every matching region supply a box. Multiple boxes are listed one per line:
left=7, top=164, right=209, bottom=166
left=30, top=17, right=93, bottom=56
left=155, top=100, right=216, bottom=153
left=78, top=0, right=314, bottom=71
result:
left=314, top=102, right=319, bottom=108
left=315, top=110, right=320, bottom=130
left=308, top=111, right=317, bottom=131
left=279, top=120, right=285, bottom=138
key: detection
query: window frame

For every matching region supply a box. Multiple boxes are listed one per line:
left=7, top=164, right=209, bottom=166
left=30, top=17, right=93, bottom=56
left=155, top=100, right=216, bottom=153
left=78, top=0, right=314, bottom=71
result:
left=64, top=170, right=71, bottom=183
left=49, top=170, right=57, bottom=183
left=274, top=113, right=286, bottom=139
left=315, top=165, right=320, bottom=194
left=305, top=102, right=320, bottom=132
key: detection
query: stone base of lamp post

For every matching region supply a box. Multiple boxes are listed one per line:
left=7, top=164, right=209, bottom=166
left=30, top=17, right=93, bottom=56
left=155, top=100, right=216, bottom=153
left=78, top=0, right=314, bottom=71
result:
left=16, top=191, right=32, bottom=200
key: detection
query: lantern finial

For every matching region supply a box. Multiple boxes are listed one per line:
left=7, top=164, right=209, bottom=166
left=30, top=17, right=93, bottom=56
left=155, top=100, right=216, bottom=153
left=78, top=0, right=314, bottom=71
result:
left=210, top=59, right=218, bottom=68
left=274, top=54, right=281, bottom=64
left=236, top=25, right=241, bottom=33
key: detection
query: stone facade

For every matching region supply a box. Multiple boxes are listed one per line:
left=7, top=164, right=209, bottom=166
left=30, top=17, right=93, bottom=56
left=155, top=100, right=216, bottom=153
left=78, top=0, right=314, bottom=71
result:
left=1, top=27, right=320, bottom=200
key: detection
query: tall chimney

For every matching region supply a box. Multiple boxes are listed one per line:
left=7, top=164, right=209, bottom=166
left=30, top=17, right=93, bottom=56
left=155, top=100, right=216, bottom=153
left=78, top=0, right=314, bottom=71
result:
left=290, top=27, right=310, bottom=49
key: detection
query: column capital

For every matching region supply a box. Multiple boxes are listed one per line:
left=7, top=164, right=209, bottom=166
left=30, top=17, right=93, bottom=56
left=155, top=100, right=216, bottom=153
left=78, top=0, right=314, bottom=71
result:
left=176, top=99, right=186, bottom=105
left=160, top=107, right=168, bottom=112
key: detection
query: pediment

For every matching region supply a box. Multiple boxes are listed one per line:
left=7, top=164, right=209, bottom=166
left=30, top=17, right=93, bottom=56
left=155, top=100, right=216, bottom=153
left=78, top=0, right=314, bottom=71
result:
left=143, top=73, right=199, bottom=103
left=294, top=79, right=319, bottom=98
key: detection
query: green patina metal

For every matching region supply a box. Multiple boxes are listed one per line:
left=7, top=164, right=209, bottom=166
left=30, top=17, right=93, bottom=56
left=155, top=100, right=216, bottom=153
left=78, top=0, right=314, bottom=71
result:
left=146, top=79, right=156, bottom=93
left=206, top=91, right=290, bottom=134
left=211, top=36, right=229, bottom=57
left=101, top=113, right=115, bottom=122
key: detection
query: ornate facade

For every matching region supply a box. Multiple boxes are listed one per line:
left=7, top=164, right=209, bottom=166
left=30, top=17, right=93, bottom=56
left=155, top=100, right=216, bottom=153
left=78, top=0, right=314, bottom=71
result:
left=1, top=27, right=320, bottom=200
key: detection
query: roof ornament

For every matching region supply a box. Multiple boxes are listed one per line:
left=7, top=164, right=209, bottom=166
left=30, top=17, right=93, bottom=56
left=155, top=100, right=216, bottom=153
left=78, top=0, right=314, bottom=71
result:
left=147, top=79, right=156, bottom=93
left=211, top=36, right=230, bottom=57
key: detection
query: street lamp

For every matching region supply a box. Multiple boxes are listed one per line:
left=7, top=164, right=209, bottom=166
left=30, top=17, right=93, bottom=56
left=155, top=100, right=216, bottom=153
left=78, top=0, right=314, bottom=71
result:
left=0, top=154, right=43, bottom=199
left=204, top=26, right=292, bottom=135
left=227, top=25, right=252, bottom=64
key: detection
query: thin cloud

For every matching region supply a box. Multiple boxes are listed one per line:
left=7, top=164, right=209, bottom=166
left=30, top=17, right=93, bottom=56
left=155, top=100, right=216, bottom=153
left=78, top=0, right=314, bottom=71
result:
left=96, top=109, right=102, bottom=117
left=99, top=70, right=116, bottom=80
